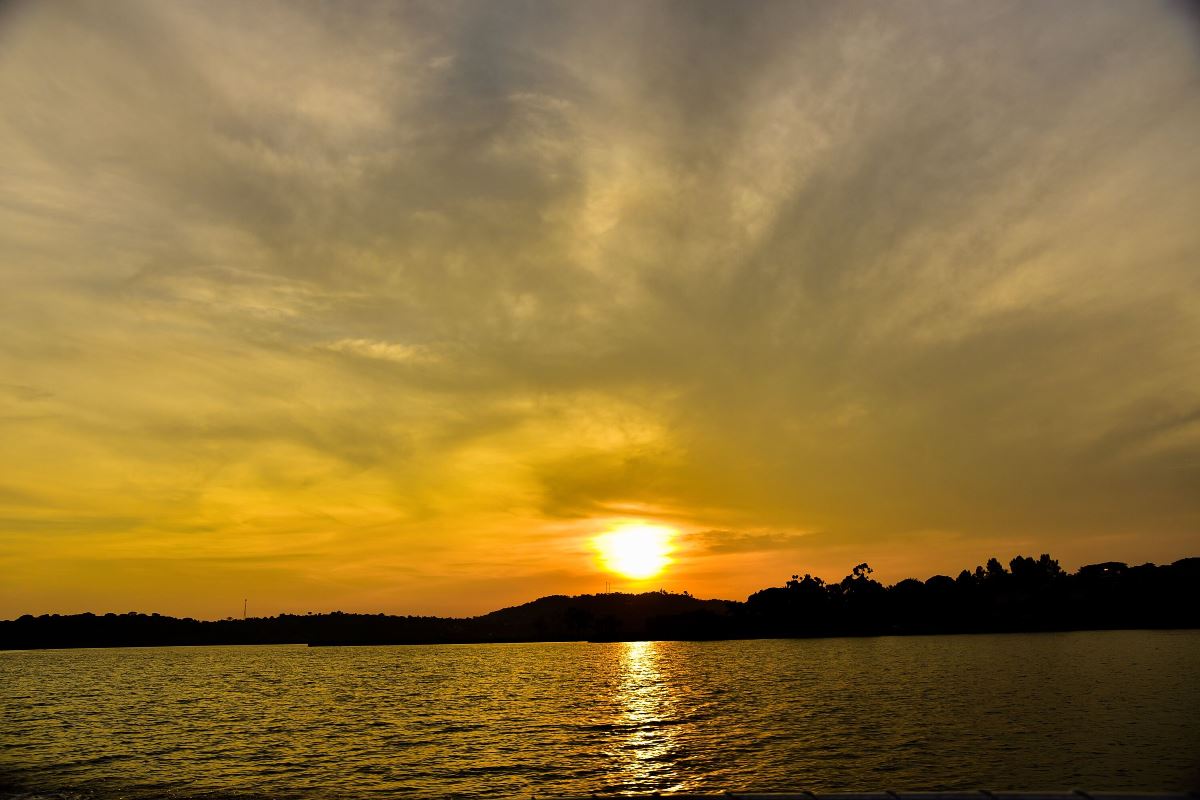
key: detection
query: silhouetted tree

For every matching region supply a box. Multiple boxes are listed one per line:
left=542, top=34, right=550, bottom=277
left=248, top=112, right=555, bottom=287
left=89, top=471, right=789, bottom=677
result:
left=3, top=555, right=1196, bottom=649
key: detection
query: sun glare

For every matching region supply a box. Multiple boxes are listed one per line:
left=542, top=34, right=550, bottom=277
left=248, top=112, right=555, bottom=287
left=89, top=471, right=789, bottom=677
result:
left=595, top=523, right=674, bottom=580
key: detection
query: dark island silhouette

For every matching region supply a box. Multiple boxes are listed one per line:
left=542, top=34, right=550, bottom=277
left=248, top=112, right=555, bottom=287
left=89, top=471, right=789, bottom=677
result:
left=3, top=554, right=1197, bottom=650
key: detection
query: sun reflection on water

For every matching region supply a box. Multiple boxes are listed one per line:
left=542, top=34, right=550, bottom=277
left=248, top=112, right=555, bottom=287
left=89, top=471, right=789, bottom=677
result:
left=612, top=640, right=684, bottom=793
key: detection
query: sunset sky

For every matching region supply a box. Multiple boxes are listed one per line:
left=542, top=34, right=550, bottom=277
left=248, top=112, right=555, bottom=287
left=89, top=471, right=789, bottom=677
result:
left=1, top=0, right=1198, bottom=619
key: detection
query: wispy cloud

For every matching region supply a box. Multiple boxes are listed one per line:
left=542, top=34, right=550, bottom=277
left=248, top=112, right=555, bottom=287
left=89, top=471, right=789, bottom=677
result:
left=686, top=530, right=811, bottom=556
left=323, top=338, right=439, bottom=364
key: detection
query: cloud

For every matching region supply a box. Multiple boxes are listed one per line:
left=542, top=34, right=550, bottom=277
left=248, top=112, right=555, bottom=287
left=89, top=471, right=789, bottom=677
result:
left=323, top=338, right=439, bottom=365
left=1, top=0, right=1198, bottom=616
left=686, top=530, right=811, bottom=557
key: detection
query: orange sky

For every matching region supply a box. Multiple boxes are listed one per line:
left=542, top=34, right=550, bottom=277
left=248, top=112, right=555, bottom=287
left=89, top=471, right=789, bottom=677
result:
left=1, top=0, right=1198, bottom=620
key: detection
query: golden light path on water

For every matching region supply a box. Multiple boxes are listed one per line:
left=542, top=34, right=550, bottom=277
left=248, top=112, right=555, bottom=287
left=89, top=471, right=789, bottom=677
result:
left=612, top=641, right=683, bottom=791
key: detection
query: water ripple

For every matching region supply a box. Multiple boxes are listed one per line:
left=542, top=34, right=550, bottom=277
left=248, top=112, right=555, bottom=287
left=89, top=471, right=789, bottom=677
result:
left=2, top=632, right=1199, bottom=799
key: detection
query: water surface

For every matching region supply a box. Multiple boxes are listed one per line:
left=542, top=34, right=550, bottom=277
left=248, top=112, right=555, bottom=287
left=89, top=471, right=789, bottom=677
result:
left=2, top=630, right=1198, bottom=798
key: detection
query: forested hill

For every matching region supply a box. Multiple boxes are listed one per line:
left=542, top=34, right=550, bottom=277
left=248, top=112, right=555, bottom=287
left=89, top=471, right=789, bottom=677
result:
left=2, top=555, right=1197, bottom=650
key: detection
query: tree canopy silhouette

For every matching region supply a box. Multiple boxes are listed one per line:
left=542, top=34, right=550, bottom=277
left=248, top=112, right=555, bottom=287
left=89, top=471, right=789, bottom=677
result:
left=2, top=555, right=1196, bottom=649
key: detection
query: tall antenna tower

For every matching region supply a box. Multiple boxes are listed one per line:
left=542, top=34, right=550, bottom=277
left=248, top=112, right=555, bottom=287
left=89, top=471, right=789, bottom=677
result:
left=243, top=598, right=247, bottom=619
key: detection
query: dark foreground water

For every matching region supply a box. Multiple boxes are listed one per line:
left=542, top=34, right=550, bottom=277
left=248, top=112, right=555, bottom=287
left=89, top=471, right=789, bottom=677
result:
left=2, top=631, right=1198, bottom=799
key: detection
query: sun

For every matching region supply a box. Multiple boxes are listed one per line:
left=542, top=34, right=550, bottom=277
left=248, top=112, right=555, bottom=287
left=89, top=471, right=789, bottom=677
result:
left=594, top=523, right=674, bottom=580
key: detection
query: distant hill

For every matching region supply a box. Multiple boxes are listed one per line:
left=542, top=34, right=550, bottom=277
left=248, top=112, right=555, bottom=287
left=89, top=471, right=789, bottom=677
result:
left=473, top=591, right=739, bottom=643
left=0, top=591, right=737, bottom=650
left=2, top=555, right=1197, bottom=650
left=300, top=590, right=741, bottom=645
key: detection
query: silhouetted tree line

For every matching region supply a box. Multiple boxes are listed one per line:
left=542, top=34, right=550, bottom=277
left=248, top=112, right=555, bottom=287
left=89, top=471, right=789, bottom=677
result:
left=2, top=555, right=1196, bottom=649
left=742, top=555, right=1199, bottom=637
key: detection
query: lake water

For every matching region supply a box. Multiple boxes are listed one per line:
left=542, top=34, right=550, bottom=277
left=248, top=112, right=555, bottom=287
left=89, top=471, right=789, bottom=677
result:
left=2, top=630, right=1198, bottom=799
